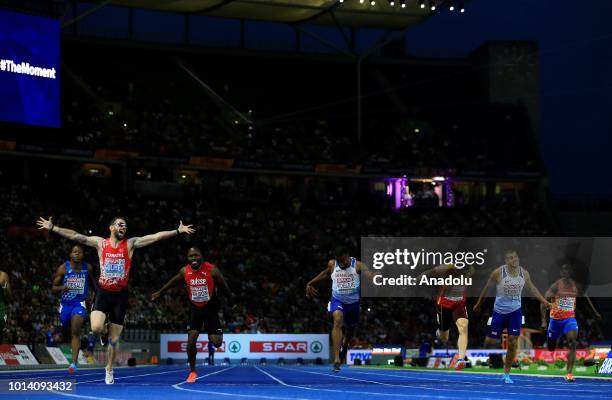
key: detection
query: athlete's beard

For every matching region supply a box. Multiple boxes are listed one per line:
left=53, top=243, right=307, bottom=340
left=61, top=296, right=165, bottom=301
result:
left=190, top=261, right=200, bottom=270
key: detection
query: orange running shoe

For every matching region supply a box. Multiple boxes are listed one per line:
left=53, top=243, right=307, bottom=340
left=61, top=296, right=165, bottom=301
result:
left=186, top=371, right=197, bottom=384
left=564, top=373, right=575, bottom=382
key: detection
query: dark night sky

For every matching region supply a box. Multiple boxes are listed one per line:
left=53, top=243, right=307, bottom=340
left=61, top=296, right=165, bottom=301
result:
left=55, top=1, right=612, bottom=195
left=405, top=0, right=612, bottom=195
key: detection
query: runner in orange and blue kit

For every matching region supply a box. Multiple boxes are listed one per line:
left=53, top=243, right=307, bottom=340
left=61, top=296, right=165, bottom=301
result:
left=540, top=263, right=601, bottom=382
left=152, top=247, right=235, bottom=384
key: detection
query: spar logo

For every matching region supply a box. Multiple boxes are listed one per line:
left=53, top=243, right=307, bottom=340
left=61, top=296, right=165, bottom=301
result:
left=167, top=341, right=226, bottom=353
left=228, top=341, right=241, bottom=353
left=250, top=341, right=308, bottom=353
left=310, top=341, right=322, bottom=353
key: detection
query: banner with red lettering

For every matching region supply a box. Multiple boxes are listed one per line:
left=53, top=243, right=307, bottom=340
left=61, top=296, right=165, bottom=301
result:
left=0, top=345, right=20, bottom=366
left=534, top=349, right=592, bottom=362
left=160, top=334, right=328, bottom=360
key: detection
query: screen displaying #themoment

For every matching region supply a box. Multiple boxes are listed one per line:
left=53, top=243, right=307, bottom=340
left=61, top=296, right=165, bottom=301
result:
left=0, top=9, right=60, bottom=128
left=361, top=237, right=612, bottom=298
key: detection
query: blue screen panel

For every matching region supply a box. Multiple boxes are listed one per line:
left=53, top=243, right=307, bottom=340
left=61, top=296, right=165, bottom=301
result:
left=0, top=9, right=60, bottom=128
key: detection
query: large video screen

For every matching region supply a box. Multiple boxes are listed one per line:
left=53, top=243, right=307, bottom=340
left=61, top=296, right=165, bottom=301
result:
left=0, top=9, right=60, bottom=128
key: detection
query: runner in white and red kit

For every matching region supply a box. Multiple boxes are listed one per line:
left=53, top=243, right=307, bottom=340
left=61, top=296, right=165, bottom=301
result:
left=38, top=216, right=194, bottom=384
left=418, top=264, right=475, bottom=370
left=152, top=247, right=235, bottom=384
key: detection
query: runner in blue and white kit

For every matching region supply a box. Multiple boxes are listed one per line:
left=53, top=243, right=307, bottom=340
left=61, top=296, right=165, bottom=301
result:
left=306, top=247, right=371, bottom=372
left=474, top=250, right=551, bottom=383
left=52, top=245, right=97, bottom=374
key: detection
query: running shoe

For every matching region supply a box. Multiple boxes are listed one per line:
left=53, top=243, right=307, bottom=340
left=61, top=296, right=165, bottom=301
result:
left=68, top=363, right=77, bottom=374
left=105, top=367, right=114, bottom=385
left=333, top=362, right=341, bottom=373
left=564, top=373, right=575, bottom=382
left=454, top=359, right=466, bottom=371
left=502, top=374, right=513, bottom=384
left=187, top=371, right=198, bottom=384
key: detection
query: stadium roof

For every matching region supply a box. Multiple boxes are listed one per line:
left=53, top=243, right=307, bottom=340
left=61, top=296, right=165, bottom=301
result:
left=106, top=0, right=435, bottom=29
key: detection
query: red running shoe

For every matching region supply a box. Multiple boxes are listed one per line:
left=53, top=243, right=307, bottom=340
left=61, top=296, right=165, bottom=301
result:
left=186, top=371, right=197, bottom=384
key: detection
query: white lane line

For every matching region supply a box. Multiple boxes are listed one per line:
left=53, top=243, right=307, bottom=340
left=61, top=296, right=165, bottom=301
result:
left=258, top=366, right=487, bottom=400
left=48, top=391, right=117, bottom=400
left=172, top=366, right=299, bottom=399
left=76, top=366, right=186, bottom=384
left=345, top=368, right=612, bottom=394
left=279, top=366, right=590, bottom=399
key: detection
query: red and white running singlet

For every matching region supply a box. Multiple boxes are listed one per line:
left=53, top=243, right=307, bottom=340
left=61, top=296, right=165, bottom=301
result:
left=437, top=285, right=467, bottom=309
left=185, top=262, right=215, bottom=308
left=550, top=279, right=578, bottom=320
left=99, top=239, right=132, bottom=291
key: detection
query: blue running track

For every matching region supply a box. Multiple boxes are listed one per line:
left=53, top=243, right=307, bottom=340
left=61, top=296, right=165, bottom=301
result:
left=1, top=365, right=611, bottom=399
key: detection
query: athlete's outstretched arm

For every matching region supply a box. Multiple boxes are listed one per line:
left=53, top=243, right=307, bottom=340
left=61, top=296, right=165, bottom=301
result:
left=540, top=283, right=557, bottom=329
left=357, top=261, right=376, bottom=281
left=473, top=268, right=499, bottom=313
left=151, top=267, right=185, bottom=301
left=577, top=284, right=603, bottom=320
left=306, top=261, right=333, bottom=298
left=37, top=217, right=103, bottom=249
left=524, top=270, right=552, bottom=308
left=51, top=264, right=67, bottom=294
left=0, top=271, right=11, bottom=299
left=130, top=220, right=195, bottom=249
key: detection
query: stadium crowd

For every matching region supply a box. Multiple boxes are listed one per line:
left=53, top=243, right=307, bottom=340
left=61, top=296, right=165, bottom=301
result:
left=0, top=169, right=603, bottom=351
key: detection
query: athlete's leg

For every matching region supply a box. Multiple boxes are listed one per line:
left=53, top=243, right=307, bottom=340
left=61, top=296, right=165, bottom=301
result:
left=455, top=318, right=469, bottom=360
left=332, top=310, right=344, bottom=365
left=504, top=335, right=518, bottom=375
left=208, top=331, right=222, bottom=365
left=106, top=323, right=123, bottom=370
left=565, top=329, right=578, bottom=376
left=90, top=311, right=106, bottom=335
left=70, top=315, right=84, bottom=364
left=187, top=330, right=199, bottom=372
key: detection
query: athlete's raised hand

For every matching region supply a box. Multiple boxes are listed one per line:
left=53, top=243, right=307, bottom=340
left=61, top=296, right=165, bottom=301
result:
left=178, top=220, right=195, bottom=235
left=306, top=283, right=318, bottom=299
left=37, top=216, right=53, bottom=230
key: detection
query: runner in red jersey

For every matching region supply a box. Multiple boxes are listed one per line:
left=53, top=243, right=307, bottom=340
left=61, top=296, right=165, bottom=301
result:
left=540, top=263, right=601, bottom=382
left=38, top=215, right=194, bottom=384
left=418, top=264, right=475, bottom=370
left=152, top=247, right=235, bottom=384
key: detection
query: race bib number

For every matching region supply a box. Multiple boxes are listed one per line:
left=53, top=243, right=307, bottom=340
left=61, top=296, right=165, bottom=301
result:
left=64, top=277, right=85, bottom=294
left=191, top=286, right=210, bottom=302
left=558, top=297, right=575, bottom=310
left=335, top=274, right=358, bottom=293
left=103, top=259, right=125, bottom=279
left=503, top=282, right=522, bottom=299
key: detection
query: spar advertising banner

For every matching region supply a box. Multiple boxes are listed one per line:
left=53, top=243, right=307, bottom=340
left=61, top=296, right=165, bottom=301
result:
left=346, top=349, right=372, bottom=365
left=161, top=334, right=329, bottom=360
